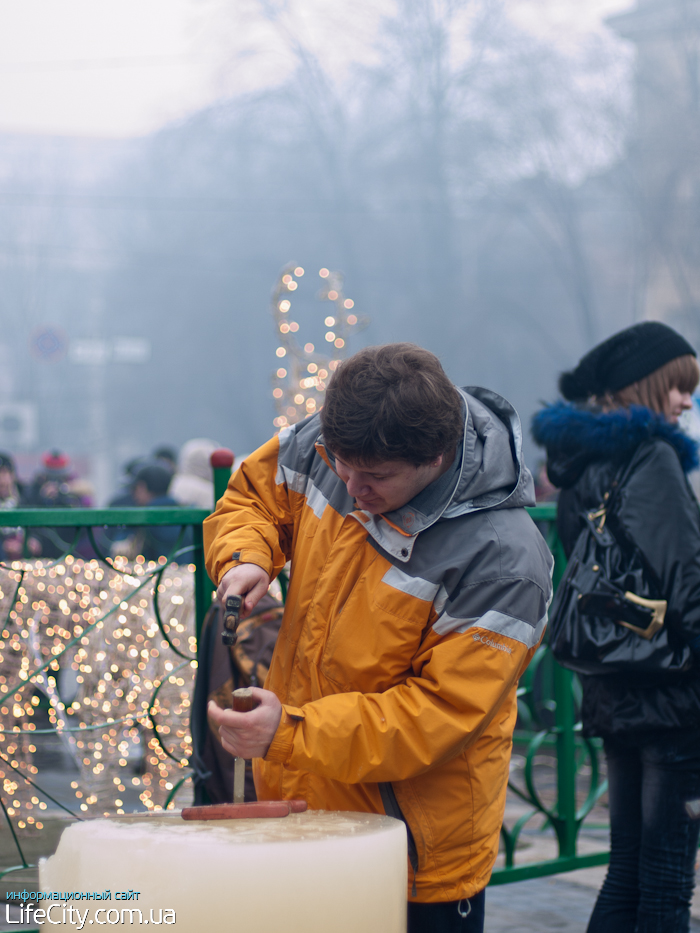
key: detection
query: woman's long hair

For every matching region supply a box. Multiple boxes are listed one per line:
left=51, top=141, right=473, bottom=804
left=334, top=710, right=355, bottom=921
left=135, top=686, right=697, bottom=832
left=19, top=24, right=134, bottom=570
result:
left=595, top=354, right=700, bottom=418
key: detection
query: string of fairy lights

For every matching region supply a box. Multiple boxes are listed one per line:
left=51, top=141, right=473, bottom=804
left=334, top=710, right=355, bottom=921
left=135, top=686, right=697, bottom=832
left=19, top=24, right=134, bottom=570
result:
left=0, top=555, right=196, bottom=835
left=271, top=264, right=368, bottom=428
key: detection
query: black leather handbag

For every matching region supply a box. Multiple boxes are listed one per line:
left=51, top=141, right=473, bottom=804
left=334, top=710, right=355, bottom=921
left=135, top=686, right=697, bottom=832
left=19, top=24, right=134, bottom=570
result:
left=549, top=455, right=693, bottom=675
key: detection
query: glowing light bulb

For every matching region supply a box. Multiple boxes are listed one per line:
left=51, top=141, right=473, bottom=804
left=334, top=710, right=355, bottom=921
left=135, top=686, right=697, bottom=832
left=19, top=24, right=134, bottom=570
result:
left=328, top=290, right=338, bottom=301
left=277, top=368, right=287, bottom=378
left=325, top=317, right=335, bottom=326
left=304, top=343, right=315, bottom=353
left=319, top=268, right=330, bottom=278
left=325, top=332, right=335, bottom=342
left=335, top=338, right=345, bottom=349
left=344, top=299, right=354, bottom=309
left=294, top=267, right=304, bottom=276
left=276, top=348, right=286, bottom=357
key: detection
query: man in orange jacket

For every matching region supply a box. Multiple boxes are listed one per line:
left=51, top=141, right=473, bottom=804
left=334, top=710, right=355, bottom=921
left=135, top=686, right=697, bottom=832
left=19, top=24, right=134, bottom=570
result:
left=205, top=343, right=552, bottom=933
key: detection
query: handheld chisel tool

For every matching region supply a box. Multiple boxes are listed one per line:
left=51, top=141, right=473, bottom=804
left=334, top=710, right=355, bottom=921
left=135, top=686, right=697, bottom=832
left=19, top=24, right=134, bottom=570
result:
left=182, top=686, right=307, bottom=819
left=181, top=594, right=307, bottom=821
left=232, top=686, right=255, bottom=804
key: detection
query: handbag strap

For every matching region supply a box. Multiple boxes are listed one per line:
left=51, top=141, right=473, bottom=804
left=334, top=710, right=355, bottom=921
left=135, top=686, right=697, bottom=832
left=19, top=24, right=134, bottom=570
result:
left=587, top=462, right=628, bottom=532
left=589, top=443, right=664, bottom=597
left=587, top=445, right=645, bottom=532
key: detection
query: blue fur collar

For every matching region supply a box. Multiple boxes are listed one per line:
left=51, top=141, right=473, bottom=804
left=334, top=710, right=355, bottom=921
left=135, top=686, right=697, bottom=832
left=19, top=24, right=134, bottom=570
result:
left=532, top=402, right=699, bottom=478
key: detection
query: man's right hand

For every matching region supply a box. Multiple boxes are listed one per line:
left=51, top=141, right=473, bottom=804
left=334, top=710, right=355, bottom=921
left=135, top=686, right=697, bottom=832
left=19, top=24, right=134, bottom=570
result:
left=217, top=563, right=271, bottom=618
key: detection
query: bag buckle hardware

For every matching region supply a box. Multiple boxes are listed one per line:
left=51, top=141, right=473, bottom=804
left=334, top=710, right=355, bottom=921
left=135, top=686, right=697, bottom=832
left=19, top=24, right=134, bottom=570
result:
left=617, top=592, right=668, bottom=639
left=587, top=506, right=607, bottom=532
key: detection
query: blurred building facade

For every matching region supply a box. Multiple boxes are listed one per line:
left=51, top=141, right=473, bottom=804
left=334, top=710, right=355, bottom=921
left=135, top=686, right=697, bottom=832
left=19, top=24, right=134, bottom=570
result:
left=609, top=0, right=700, bottom=343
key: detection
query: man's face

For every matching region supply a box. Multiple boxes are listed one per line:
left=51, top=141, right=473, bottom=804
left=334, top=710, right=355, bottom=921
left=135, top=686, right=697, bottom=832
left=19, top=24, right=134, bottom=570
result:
left=334, top=455, right=444, bottom=514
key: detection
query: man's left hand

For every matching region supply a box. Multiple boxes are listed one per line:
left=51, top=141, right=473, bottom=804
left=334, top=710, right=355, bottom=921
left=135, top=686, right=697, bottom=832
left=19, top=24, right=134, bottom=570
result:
left=208, top=688, right=283, bottom=759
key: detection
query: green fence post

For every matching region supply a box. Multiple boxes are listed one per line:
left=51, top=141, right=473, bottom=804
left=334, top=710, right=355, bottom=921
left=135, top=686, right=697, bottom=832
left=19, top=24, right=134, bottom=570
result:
left=192, top=523, right=211, bottom=646
left=211, top=448, right=234, bottom=508
left=190, top=448, right=234, bottom=644
left=539, top=503, right=579, bottom=857
left=191, top=449, right=234, bottom=645
left=554, top=661, right=578, bottom=858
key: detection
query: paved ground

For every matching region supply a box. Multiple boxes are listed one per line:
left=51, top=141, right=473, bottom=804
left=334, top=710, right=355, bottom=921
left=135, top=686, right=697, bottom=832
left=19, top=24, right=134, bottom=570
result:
left=487, top=876, right=601, bottom=932
left=487, top=874, right=700, bottom=932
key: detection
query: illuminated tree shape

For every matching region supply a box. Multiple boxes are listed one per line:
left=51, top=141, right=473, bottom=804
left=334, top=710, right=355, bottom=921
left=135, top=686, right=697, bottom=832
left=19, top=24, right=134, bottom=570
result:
left=271, top=264, right=368, bottom=430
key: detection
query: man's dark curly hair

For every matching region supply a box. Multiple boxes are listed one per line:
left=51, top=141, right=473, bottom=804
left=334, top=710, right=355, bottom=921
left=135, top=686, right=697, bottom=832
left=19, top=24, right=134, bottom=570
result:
left=320, top=344, right=464, bottom=466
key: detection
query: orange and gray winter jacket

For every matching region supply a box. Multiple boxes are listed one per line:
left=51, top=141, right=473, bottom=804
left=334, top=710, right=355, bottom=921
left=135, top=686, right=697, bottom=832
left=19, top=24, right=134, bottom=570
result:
left=203, top=386, right=553, bottom=903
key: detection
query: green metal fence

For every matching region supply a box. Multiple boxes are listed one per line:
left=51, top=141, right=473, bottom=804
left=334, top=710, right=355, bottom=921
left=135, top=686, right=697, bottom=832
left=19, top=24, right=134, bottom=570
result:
left=0, top=487, right=608, bottom=908
left=490, top=503, right=609, bottom=884
left=0, top=504, right=211, bottom=899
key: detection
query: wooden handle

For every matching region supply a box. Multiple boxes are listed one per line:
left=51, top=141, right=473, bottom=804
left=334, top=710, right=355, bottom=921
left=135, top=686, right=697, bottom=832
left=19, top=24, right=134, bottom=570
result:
left=181, top=800, right=308, bottom=821
left=232, top=686, right=256, bottom=713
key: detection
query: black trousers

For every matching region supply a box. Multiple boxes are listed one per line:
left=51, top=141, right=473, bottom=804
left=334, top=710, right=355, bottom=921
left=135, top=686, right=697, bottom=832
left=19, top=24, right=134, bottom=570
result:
left=586, top=731, right=700, bottom=933
left=407, top=890, right=485, bottom=933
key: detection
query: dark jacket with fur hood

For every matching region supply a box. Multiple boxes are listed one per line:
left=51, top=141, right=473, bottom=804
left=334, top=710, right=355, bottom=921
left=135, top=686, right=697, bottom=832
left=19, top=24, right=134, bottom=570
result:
left=532, top=402, right=700, bottom=736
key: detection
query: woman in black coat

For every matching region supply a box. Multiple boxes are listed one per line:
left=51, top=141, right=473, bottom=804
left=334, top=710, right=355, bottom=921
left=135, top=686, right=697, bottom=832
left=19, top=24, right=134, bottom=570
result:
left=533, top=321, right=700, bottom=933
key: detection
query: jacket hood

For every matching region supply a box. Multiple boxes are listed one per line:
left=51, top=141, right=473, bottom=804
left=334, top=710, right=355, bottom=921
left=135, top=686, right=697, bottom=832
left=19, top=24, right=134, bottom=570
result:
left=532, top=401, right=699, bottom=488
left=379, top=385, right=535, bottom=536
left=450, top=386, right=535, bottom=511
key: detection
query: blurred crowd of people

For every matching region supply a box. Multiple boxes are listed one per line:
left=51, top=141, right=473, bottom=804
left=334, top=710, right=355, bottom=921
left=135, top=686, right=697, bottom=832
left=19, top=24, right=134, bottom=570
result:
left=0, top=438, right=224, bottom=563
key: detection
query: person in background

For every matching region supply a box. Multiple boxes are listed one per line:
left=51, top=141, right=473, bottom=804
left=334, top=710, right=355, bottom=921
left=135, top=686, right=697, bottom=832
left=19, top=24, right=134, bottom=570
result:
left=170, top=438, right=221, bottom=511
left=111, top=460, right=184, bottom=563
left=28, top=451, right=82, bottom=509
left=0, top=452, right=39, bottom=560
left=0, top=453, right=23, bottom=510
left=28, top=450, right=84, bottom=558
left=152, top=446, right=177, bottom=476
left=97, top=458, right=145, bottom=556
left=533, top=321, right=700, bottom=933
left=533, top=460, right=558, bottom=502
left=108, top=458, right=144, bottom=508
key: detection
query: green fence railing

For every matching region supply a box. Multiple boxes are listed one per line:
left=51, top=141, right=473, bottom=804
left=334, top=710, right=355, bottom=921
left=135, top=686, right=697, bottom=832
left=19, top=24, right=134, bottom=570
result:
left=0, top=486, right=608, bottom=909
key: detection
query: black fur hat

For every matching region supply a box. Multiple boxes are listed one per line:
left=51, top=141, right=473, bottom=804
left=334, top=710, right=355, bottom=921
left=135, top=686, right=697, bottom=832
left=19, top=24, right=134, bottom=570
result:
left=559, top=322, right=696, bottom=401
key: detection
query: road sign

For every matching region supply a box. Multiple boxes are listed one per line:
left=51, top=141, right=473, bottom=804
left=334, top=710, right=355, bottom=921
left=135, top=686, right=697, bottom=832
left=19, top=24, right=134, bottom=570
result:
left=30, top=326, right=67, bottom=362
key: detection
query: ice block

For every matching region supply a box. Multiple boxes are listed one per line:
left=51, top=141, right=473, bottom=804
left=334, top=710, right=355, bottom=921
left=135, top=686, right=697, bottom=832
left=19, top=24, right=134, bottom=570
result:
left=39, top=810, right=407, bottom=932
